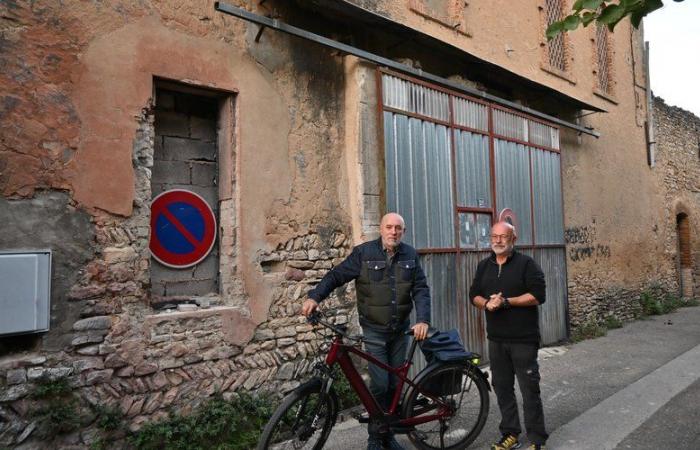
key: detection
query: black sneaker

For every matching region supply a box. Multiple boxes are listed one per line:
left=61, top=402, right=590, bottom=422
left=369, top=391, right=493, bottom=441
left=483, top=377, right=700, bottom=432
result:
left=491, top=434, right=521, bottom=450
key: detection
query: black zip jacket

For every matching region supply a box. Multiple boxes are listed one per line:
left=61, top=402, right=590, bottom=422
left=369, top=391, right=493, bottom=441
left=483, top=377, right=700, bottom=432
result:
left=308, top=238, right=431, bottom=330
left=469, top=251, right=546, bottom=343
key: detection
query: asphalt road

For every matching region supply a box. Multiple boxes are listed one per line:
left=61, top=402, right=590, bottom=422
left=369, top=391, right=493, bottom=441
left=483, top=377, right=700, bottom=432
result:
left=320, top=305, right=700, bottom=449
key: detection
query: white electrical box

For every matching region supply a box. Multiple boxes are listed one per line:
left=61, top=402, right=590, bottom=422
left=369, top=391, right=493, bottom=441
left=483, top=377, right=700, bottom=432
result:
left=0, top=250, right=51, bottom=336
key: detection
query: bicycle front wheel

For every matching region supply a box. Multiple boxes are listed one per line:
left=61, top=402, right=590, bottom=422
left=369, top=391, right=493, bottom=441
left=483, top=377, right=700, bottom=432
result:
left=403, top=362, right=489, bottom=450
left=257, top=379, right=338, bottom=450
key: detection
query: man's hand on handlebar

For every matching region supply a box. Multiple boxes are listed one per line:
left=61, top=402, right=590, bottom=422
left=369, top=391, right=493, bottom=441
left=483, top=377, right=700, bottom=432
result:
left=301, top=298, right=318, bottom=317
left=412, top=322, right=429, bottom=341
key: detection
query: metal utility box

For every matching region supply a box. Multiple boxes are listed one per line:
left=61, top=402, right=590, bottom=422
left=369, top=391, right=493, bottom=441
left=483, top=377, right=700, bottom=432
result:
left=0, top=250, right=52, bottom=336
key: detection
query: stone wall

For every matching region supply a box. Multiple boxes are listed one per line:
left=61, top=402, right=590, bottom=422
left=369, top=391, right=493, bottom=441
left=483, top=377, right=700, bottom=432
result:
left=652, top=97, right=700, bottom=297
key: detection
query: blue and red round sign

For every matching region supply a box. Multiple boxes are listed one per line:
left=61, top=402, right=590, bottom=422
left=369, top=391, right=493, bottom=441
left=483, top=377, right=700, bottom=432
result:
left=149, top=189, right=217, bottom=268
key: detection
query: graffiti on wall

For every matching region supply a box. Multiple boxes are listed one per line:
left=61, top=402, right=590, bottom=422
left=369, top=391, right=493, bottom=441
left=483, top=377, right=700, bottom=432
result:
left=565, top=225, right=611, bottom=262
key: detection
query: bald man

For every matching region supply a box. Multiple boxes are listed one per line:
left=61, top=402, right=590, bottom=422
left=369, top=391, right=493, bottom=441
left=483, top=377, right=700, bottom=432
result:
left=302, top=213, right=431, bottom=450
left=469, top=221, right=548, bottom=450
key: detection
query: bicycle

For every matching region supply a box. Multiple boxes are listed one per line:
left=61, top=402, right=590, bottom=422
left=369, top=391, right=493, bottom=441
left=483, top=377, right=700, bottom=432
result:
left=257, top=311, right=490, bottom=450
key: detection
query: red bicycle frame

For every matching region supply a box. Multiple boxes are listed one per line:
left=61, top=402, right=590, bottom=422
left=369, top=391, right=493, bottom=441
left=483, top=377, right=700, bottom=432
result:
left=324, top=334, right=452, bottom=427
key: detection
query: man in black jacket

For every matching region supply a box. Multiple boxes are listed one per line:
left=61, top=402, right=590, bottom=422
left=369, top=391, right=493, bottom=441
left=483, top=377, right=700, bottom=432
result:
left=302, top=212, right=431, bottom=450
left=469, top=221, right=548, bottom=450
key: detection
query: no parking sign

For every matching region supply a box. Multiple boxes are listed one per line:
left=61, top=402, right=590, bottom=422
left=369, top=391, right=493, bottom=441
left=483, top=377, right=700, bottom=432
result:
left=149, top=189, right=217, bottom=268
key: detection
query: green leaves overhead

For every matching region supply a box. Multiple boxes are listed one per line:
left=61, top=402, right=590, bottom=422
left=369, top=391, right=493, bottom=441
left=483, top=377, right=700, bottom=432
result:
left=546, top=0, right=681, bottom=40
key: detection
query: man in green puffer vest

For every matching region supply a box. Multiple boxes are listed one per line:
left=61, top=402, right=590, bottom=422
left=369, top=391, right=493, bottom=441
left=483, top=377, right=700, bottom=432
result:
left=302, top=212, right=431, bottom=450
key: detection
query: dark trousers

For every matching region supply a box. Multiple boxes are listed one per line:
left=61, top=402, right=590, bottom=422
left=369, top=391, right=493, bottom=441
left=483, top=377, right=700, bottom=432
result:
left=489, top=340, right=548, bottom=445
left=362, top=326, right=408, bottom=439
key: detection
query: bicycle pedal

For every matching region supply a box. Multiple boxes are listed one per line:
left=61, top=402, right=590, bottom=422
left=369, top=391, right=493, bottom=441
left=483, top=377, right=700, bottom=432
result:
left=355, top=411, right=370, bottom=423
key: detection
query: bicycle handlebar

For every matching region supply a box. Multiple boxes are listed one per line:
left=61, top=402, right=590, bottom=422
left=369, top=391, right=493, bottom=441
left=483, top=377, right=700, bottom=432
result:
left=307, top=311, right=437, bottom=345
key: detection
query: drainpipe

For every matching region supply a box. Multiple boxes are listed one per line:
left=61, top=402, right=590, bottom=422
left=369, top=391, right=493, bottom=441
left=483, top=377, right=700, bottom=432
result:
left=644, top=41, right=656, bottom=167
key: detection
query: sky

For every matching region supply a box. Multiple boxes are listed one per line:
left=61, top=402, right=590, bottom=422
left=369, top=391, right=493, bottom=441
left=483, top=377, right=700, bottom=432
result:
left=644, top=1, right=700, bottom=117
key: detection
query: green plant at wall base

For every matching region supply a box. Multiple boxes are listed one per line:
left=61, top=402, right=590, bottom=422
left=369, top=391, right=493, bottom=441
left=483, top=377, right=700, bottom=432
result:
left=131, top=392, right=274, bottom=450
left=604, top=315, right=623, bottom=329
left=571, top=319, right=607, bottom=342
left=31, top=377, right=72, bottom=399
left=30, top=376, right=83, bottom=436
left=93, top=404, right=124, bottom=431
left=33, top=399, right=82, bottom=435
left=639, top=289, right=685, bottom=316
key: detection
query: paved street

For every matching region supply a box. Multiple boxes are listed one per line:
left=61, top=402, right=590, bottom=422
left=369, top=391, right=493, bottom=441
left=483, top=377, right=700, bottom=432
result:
left=319, top=305, right=700, bottom=449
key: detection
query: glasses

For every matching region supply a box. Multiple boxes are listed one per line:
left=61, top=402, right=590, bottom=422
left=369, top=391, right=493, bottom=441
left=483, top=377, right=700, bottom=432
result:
left=490, top=234, right=511, bottom=241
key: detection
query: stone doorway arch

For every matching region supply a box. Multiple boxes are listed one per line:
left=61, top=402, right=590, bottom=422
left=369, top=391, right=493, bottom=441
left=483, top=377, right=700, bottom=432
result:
left=677, top=212, right=694, bottom=298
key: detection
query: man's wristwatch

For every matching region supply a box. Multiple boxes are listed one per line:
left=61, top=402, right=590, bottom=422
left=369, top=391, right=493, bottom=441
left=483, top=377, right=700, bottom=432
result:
left=501, top=297, right=511, bottom=309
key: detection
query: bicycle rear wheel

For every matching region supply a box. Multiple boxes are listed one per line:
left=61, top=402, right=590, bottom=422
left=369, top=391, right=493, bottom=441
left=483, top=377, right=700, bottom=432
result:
left=257, top=379, right=338, bottom=450
left=402, top=362, right=489, bottom=450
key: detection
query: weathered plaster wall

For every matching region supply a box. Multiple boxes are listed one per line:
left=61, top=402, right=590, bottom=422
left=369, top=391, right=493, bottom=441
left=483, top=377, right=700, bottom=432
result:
left=350, top=0, right=635, bottom=113
left=0, top=192, right=95, bottom=351
left=0, top=1, right=357, bottom=446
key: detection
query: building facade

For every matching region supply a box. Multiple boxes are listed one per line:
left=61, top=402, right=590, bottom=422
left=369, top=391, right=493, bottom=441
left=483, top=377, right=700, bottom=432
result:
left=0, top=0, right=696, bottom=446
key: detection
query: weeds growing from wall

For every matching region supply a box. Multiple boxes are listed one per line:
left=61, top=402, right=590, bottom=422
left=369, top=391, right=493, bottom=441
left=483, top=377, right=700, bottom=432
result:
left=571, top=319, right=608, bottom=342
left=130, top=392, right=274, bottom=450
left=604, top=315, right=623, bottom=329
left=639, top=288, right=684, bottom=316
left=31, top=377, right=83, bottom=436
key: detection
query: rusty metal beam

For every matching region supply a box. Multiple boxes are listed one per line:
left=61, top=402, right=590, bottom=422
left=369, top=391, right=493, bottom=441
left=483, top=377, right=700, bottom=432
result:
left=214, top=2, right=601, bottom=138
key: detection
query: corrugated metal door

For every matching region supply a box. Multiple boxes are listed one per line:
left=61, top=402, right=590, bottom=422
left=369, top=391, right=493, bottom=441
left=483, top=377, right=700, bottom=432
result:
left=380, top=71, right=568, bottom=363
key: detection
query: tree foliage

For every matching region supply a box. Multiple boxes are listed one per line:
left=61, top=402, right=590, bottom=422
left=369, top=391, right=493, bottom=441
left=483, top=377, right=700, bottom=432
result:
left=546, top=0, right=685, bottom=40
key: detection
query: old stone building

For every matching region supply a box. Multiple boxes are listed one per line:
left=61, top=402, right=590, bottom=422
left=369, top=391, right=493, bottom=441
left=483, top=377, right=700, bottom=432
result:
left=651, top=97, right=700, bottom=300
left=0, top=0, right=697, bottom=446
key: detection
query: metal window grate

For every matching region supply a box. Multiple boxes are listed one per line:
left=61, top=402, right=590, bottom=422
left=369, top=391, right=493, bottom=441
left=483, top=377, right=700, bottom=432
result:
left=545, top=0, right=567, bottom=72
left=529, top=120, right=560, bottom=150
left=382, top=74, right=450, bottom=121
left=493, top=109, right=528, bottom=141
left=596, top=24, right=612, bottom=93
left=453, top=97, right=488, bottom=132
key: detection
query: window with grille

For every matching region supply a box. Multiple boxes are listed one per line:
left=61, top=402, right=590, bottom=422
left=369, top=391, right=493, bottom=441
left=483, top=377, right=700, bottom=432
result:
left=595, top=23, right=613, bottom=94
left=544, top=0, right=568, bottom=72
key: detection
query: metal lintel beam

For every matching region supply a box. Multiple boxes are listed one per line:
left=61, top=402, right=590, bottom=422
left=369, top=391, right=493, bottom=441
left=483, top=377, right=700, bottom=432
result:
left=215, top=1, right=600, bottom=138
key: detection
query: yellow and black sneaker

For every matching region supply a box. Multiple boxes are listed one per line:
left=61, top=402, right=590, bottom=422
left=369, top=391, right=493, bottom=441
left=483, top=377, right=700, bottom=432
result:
left=527, top=445, right=545, bottom=450
left=491, top=434, right=521, bottom=450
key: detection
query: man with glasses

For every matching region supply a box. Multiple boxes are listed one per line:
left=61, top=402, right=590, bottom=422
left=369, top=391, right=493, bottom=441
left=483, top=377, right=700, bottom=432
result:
left=469, top=221, right=548, bottom=450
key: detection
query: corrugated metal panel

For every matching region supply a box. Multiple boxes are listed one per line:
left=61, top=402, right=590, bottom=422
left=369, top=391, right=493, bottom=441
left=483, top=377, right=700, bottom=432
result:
left=532, top=248, right=569, bottom=344
left=455, top=130, right=491, bottom=208
left=382, top=74, right=449, bottom=122
left=453, top=97, right=488, bottom=132
left=384, top=113, right=454, bottom=249
left=460, top=251, right=490, bottom=359
left=494, top=139, right=533, bottom=244
left=494, top=109, right=528, bottom=141
left=529, top=120, right=560, bottom=150
left=532, top=149, right=564, bottom=244
left=411, top=253, right=461, bottom=375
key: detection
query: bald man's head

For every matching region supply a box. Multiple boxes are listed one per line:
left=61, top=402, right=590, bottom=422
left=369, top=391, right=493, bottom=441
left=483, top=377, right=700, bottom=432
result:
left=490, top=221, right=516, bottom=257
left=380, top=213, right=405, bottom=251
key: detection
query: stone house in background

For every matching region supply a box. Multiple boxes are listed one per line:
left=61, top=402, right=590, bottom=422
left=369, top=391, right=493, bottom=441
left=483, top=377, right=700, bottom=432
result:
left=0, top=0, right=697, bottom=446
